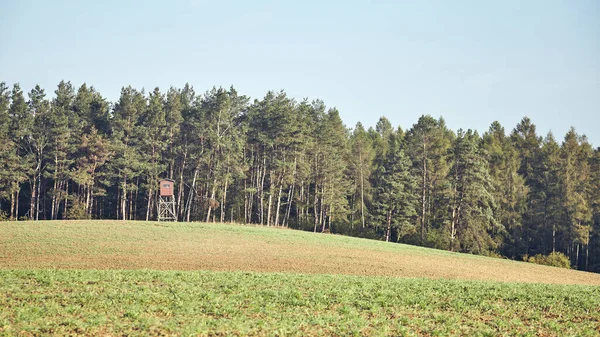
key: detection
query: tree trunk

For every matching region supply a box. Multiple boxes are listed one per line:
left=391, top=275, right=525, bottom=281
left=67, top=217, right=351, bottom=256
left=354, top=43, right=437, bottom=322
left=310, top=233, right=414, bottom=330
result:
left=51, top=178, right=57, bottom=220
left=575, top=243, right=579, bottom=270
left=36, top=171, right=42, bottom=220
left=386, top=209, right=392, bottom=242
left=313, top=184, right=318, bottom=233
left=298, top=181, right=304, bottom=223
left=421, top=145, right=427, bottom=243
left=63, top=180, right=69, bottom=219
left=30, top=180, right=36, bottom=220
left=16, top=188, right=20, bottom=220
left=552, top=224, right=556, bottom=253
left=146, top=189, right=152, bottom=221
left=360, top=152, right=365, bottom=228
left=10, top=191, right=15, bottom=220
left=284, top=183, right=294, bottom=228
left=206, top=178, right=217, bottom=223
left=450, top=208, right=456, bottom=251
left=260, top=157, right=267, bottom=225
left=221, top=177, right=228, bottom=223
left=121, top=176, right=127, bottom=221
left=177, top=152, right=187, bottom=218
left=586, top=230, right=590, bottom=270
left=129, top=189, right=134, bottom=221
left=86, top=184, right=92, bottom=216
left=274, top=170, right=285, bottom=226
left=266, top=193, right=273, bottom=226
left=186, top=167, right=198, bottom=222
left=320, top=184, right=325, bottom=232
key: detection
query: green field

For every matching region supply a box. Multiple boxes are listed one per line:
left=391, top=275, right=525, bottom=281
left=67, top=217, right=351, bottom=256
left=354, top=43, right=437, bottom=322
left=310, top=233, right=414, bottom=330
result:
left=1, top=221, right=600, bottom=336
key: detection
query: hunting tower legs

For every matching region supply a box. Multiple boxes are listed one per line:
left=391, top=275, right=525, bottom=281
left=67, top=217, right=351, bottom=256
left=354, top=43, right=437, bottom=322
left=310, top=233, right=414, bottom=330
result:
left=158, top=195, right=177, bottom=222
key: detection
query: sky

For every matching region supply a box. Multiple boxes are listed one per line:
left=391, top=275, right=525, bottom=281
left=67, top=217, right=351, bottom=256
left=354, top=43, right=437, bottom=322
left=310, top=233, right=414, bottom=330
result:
left=1, top=0, right=598, bottom=146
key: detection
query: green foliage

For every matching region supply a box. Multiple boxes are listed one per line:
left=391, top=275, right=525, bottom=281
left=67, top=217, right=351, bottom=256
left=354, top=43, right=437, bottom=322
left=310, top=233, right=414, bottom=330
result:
left=0, top=269, right=598, bottom=336
left=1, top=81, right=599, bottom=273
left=448, top=129, right=500, bottom=254
left=372, top=131, right=418, bottom=241
left=525, top=252, right=571, bottom=269
left=404, top=115, right=454, bottom=245
left=67, top=198, right=90, bottom=220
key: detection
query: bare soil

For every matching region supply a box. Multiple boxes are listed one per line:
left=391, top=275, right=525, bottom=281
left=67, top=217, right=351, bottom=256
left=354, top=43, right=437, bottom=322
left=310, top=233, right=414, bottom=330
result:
left=2, top=220, right=599, bottom=285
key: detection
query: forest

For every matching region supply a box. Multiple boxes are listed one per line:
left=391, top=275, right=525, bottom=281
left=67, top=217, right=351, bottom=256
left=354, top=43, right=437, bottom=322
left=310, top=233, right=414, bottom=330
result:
left=1, top=81, right=599, bottom=272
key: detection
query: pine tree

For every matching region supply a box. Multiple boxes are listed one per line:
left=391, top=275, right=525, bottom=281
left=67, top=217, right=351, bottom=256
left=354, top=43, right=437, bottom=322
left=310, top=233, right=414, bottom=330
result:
left=139, top=87, right=168, bottom=220
left=448, top=130, right=499, bottom=254
left=25, top=85, right=51, bottom=220
left=70, top=127, right=112, bottom=218
left=510, top=117, right=542, bottom=255
left=373, top=131, right=418, bottom=242
left=525, top=133, right=563, bottom=256
left=405, top=115, right=453, bottom=245
left=46, top=81, right=76, bottom=219
left=0, top=82, right=14, bottom=217
left=560, top=128, right=593, bottom=268
left=109, top=86, right=146, bottom=220
left=165, top=87, right=183, bottom=180
left=199, top=87, right=248, bottom=223
left=511, top=117, right=541, bottom=183
left=7, top=84, right=32, bottom=220
left=482, top=121, right=527, bottom=258
left=348, top=122, right=374, bottom=229
left=315, top=108, right=351, bottom=232
left=588, top=147, right=600, bottom=271
left=246, top=91, right=302, bottom=226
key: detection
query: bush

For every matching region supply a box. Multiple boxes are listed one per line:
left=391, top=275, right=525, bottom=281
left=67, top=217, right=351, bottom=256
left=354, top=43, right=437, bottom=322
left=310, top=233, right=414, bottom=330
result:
left=524, top=252, right=571, bottom=269
left=68, top=199, right=90, bottom=220
left=487, top=251, right=506, bottom=259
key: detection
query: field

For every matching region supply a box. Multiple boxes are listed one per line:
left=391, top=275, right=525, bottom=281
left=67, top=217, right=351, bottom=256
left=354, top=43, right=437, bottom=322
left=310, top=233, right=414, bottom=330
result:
left=1, top=221, right=600, bottom=336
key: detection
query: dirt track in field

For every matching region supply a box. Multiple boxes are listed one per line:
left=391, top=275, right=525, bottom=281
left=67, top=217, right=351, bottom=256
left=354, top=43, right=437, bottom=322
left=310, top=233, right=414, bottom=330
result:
left=2, top=220, right=600, bottom=285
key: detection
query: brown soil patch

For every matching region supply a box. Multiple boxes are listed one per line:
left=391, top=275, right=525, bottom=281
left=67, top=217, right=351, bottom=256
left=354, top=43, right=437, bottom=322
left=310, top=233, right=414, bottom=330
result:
left=1, top=220, right=599, bottom=285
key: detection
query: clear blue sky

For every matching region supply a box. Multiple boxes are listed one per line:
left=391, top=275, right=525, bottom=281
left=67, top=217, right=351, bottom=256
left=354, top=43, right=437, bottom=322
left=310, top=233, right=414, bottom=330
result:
left=1, top=0, right=598, bottom=146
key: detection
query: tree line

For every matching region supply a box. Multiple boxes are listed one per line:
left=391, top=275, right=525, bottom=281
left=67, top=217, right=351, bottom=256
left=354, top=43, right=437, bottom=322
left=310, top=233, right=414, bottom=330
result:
left=1, top=81, right=599, bottom=272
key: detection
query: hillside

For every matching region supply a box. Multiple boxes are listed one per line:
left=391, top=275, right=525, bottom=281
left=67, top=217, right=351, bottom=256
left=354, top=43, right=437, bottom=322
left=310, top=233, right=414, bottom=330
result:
left=2, top=220, right=599, bottom=285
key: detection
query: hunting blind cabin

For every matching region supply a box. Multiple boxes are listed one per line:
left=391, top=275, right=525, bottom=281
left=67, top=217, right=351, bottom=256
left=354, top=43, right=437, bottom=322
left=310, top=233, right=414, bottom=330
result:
left=158, top=179, right=176, bottom=221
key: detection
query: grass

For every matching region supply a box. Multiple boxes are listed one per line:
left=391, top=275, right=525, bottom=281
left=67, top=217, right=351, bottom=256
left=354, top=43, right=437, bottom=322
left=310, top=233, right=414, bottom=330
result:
left=1, top=269, right=599, bottom=337
left=1, top=220, right=600, bottom=336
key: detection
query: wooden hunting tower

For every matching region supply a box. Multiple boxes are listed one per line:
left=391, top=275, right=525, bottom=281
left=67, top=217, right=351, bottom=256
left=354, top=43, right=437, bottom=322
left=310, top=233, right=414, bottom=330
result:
left=157, top=179, right=176, bottom=221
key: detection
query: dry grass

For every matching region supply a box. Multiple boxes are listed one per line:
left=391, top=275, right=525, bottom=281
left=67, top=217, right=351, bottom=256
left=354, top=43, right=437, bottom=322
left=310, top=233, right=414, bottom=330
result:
left=1, top=220, right=599, bottom=285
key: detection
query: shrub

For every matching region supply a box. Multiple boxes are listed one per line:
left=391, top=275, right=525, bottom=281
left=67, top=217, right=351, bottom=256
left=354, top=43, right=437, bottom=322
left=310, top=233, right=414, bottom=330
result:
left=68, top=199, right=90, bottom=220
left=525, top=252, right=571, bottom=269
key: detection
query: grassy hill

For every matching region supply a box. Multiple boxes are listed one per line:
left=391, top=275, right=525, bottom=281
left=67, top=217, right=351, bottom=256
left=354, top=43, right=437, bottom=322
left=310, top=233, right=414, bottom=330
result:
left=1, top=220, right=599, bottom=336
left=2, top=220, right=599, bottom=285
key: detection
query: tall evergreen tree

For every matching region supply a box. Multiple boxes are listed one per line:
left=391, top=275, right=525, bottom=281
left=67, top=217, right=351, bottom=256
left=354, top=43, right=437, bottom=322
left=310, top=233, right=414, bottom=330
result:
left=315, top=108, right=351, bottom=232
left=448, top=130, right=500, bottom=254
left=588, top=147, right=600, bottom=271
left=7, top=84, right=32, bottom=220
left=139, top=87, right=167, bottom=220
left=405, top=115, right=453, bottom=245
left=560, top=129, right=593, bottom=268
left=526, top=133, right=563, bottom=256
left=348, top=122, right=374, bottom=229
left=46, top=81, right=76, bottom=219
left=373, top=131, right=418, bottom=242
left=109, top=86, right=146, bottom=220
left=482, top=121, right=527, bottom=257
left=0, top=82, right=15, bottom=218
left=25, top=85, right=51, bottom=220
